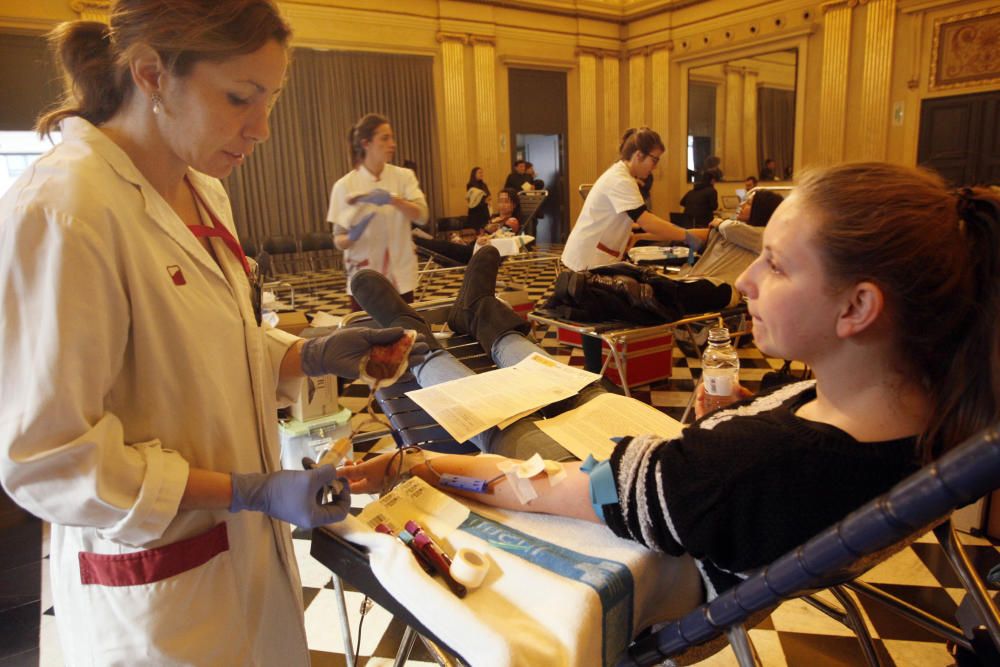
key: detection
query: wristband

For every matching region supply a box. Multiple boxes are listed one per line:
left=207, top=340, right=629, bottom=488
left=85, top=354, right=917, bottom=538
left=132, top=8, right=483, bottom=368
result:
left=580, top=455, right=619, bottom=523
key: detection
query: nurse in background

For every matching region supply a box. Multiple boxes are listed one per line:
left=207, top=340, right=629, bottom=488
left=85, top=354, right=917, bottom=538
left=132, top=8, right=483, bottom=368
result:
left=561, top=127, right=690, bottom=272
left=0, top=1, right=422, bottom=664
left=329, top=113, right=429, bottom=311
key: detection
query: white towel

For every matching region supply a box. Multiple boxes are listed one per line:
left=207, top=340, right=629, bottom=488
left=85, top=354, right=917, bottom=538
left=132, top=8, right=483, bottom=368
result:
left=330, top=497, right=702, bottom=666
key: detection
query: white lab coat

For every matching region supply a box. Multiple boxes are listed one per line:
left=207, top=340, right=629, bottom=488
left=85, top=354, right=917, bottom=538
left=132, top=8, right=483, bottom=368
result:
left=327, top=163, right=428, bottom=295
left=0, top=118, right=309, bottom=666
left=561, top=160, right=644, bottom=271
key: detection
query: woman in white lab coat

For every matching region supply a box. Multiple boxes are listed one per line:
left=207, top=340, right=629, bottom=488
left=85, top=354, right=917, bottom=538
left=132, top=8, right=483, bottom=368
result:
left=329, top=113, right=429, bottom=310
left=0, top=2, right=422, bottom=664
left=561, top=127, right=690, bottom=272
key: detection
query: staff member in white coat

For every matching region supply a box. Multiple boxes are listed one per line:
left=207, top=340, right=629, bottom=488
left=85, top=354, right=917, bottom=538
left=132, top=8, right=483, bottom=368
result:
left=0, top=2, right=423, bottom=664
left=329, top=113, right=429, bottom=311
left=561, top=127, right=691, bottom=272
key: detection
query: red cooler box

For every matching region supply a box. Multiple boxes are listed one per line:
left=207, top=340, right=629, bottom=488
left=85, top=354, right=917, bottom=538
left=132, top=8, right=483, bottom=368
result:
left=600, top=330, right=674, bottom=389
left=556, top=326, right=584, bottom=347
left=499, top=288, right=534, bottom=320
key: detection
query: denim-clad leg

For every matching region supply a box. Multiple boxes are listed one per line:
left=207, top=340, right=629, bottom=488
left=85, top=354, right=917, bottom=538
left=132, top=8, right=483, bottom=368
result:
left=409, top=332, right=608, bottom=460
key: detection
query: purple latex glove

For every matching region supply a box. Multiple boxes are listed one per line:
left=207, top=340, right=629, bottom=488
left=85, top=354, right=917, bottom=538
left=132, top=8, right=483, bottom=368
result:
left=230, top=466, right=351, bottom=528
left=347, top=212, right=376, bottom=243
left=348, top=188, right=393, bottom=206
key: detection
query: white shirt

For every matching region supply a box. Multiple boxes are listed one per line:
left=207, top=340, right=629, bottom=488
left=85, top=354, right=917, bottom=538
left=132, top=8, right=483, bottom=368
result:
left=561, top=160, right=644, bottom=271
left=0, top=118, right=309, bottom=665
left=327, top=163, right=428, bottom=295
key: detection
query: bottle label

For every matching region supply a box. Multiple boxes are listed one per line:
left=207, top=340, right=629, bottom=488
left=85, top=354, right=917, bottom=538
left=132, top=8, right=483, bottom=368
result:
left=703, top=368, right=738, bottom=396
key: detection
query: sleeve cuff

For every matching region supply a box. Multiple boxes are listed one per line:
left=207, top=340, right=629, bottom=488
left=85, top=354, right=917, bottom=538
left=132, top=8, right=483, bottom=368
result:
left=265, top=326, right=303, bottom=406
left=98, top=442, right=189, bottom=547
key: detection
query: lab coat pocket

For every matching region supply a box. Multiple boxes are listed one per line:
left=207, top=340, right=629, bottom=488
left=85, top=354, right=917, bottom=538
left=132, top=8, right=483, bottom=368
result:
left=77, top=522, right=254, bottom=666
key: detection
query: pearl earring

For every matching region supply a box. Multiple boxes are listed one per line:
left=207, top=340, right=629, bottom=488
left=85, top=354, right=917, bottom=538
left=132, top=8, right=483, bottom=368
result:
left=151, top=93, right=162, bottom=115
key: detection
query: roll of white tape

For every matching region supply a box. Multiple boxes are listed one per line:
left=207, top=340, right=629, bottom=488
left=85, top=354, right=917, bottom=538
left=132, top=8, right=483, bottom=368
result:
left=449, top=548, right=489, bottom=589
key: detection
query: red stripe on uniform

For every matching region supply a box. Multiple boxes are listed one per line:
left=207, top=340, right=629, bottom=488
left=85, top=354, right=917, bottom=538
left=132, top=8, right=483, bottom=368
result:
left=79, top=522, right=229, bottom=587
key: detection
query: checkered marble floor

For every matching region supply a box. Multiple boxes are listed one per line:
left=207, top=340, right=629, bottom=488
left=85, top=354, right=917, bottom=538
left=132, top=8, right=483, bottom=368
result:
left=32, top=250, right=1000, bottom=666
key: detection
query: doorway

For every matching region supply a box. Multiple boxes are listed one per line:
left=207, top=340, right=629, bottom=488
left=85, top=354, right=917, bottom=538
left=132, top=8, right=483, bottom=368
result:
left=515, top=133, right=562, bottom=244
left=917, top=90, right=1000, bottom=186
left=508, top=68, right=568, bottom=244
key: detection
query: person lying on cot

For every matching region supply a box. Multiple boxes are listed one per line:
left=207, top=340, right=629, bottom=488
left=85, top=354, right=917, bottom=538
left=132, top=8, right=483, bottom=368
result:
left=414, top=189, right=524, bottom=266
left=340, top=162, right=1000, bottom=598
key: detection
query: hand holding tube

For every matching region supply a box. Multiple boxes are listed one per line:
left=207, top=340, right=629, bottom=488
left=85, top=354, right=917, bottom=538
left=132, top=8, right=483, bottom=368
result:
left=302, top=327, right=424, bottom=379
left=230, top=466, right=351, bottom=528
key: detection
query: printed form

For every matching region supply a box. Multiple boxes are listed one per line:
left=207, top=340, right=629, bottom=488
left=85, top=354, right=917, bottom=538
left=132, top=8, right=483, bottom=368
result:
left=536, top=393, right=685, bottom=461
left=405, top=353, right=600, bottom=443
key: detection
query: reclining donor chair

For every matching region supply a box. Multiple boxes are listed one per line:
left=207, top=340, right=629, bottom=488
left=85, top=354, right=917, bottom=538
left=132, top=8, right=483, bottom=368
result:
left=315, top=302, right=1000, bottom=667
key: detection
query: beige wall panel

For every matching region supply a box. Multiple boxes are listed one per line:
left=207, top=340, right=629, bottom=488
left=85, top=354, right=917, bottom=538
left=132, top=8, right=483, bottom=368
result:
left=0, top=0, right=75, bottom=30
left=890, top=0, right=1000, bottom=165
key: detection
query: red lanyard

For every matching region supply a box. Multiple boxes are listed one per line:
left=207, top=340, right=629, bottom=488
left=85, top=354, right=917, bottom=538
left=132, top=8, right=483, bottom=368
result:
left=184, top=178, right=251, bottom=276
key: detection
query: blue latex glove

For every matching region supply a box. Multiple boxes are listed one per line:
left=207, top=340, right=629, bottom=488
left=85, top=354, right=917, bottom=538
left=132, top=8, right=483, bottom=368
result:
left=301, top=326, right=428, bottom=379
left=350, top=188, right=393, bottom=206
left=230, top=466, right=351, bottom=528
left=683, top=231, right=702, bottom=265
left=347, top=212, right=376, bottom=243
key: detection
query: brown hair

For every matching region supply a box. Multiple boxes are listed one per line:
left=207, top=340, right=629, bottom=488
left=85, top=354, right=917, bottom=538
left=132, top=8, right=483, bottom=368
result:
left=796, top=162, right=1000, bottom=459
left=746, top=189, right=783, bottom=227
left=37, top=0, right=291, bottom=135
left=349, top=113, right=390, bottom=167
left=618, top=127, right=665, bottom=161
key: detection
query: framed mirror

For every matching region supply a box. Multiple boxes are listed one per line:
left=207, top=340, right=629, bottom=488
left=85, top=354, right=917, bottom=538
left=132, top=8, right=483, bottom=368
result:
left=686, top=49, right=798, bottom=182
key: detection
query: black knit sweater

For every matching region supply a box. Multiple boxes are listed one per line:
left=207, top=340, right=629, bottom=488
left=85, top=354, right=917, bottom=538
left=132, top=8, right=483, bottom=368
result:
left=603, top=381, right=921, bottom=597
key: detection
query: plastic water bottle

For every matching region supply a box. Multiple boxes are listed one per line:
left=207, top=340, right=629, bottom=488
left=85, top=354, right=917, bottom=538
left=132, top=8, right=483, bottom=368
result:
left=701, top=327, right=740, bottom=413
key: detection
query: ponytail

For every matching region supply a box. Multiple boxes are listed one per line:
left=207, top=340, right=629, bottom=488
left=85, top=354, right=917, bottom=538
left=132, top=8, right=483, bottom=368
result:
left=37, top=21, right=129, bottom=137
left=925, top=188, right=1000, bottom=458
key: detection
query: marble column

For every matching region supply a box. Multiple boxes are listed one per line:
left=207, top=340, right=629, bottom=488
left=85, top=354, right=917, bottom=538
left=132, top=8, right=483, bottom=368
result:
left=649, top=47, right=670, bottom=147
left=578, top=51, right=599, bottom=186
left=472, top=37, right=500, bottom=187
left=437, top=33, right=470, bottom=212
left=722, top=65, right=744, bottom=179
left=628, top=50, right=646, bottom=127
left=602, top=54, right=621, bottom=168
left=859, top=0, right=896, bottom=160
left=818, top=2, right=853, bottom=164
left=741, top=69, right=759, bottom=180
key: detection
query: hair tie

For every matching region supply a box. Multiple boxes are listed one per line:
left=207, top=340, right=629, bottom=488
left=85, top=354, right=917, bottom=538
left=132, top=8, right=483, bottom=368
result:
left=956, top=187, right=976, bottom=221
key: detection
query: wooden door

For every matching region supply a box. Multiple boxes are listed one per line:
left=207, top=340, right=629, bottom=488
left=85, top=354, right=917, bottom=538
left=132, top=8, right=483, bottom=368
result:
left=918, top=90, right=1000, bottom=187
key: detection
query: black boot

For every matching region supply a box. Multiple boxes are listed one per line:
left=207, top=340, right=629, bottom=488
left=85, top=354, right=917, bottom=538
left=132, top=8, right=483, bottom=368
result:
left=468, top=294, right=531, bottom=355
left=585, top=273, right=675, bottom=320
left=350, top=270, right=441, bottom=350
left=447, top=245, right=502, bottom=335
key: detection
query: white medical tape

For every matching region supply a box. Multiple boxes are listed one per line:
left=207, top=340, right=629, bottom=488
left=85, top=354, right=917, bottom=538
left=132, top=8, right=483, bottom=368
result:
left=449, top=548, right=489, bottom=589
left=496, top=461, right=538, bottom=504
left=544, top=460, right=567, bottom=487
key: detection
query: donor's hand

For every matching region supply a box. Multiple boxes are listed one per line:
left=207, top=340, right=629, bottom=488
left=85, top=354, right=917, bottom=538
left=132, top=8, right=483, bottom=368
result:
left=694, top=382, right=752, bottom=419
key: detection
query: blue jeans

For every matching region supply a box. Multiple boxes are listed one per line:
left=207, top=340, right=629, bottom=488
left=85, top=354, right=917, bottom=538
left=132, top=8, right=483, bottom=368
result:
left=413, top=333, right=605, bottom=460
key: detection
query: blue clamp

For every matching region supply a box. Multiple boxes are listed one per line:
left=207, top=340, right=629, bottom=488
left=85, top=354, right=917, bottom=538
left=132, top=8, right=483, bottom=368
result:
left=580, top=454, right=619, bottom=523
